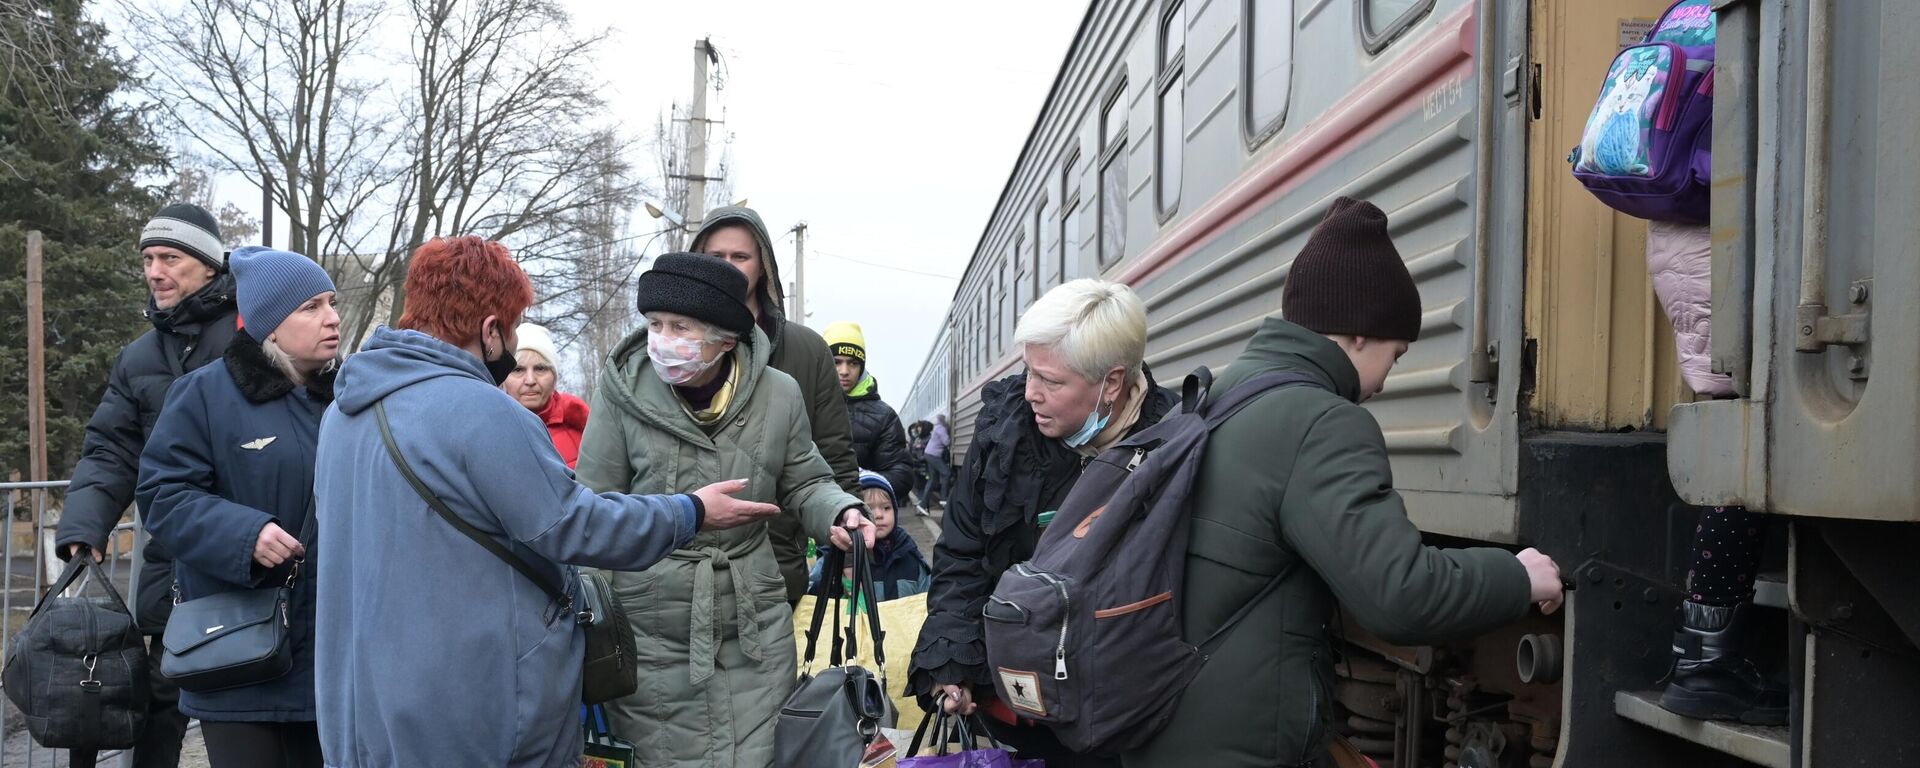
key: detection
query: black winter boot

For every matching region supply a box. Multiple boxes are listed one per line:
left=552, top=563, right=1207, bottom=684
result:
left=1658, top=601, right=1789, bottom=725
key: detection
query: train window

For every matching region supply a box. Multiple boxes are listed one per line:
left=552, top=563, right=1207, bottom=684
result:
left=1157, top=1, right=1185, bottom=220
left=1244, top=0, right=1294, bottom=145
left=1360, top=0, right=1433, bottom=53
left=1012, top=238, right=1027, bottom=313
left=1062, top=149, right=1081, bottom=281
left=1034, top=197, right=1051, bottom=291
left=1099, top=81, right=1127, bottom=268
left=1001, top=266, right=1016, bottom=347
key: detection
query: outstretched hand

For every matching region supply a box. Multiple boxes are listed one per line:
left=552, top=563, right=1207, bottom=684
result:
left=693, top=479, right=781, bottom=530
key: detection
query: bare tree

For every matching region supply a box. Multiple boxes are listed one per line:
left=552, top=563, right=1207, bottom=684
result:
left=172, top=155, right=260, bottom=248
left=122, top=0, right=645, bottom=348
left=351, top=0, right=642, bottom=347
left=122, top=0, right=381, bottom=263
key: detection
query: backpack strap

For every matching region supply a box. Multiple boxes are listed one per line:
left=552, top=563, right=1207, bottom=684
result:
left=1202, top=372, right=1327, bottom=428
left=1181, top=366, right=1215, bottom=414
left=1190, top=371, right=1325, bottom=651
left=375, top=400, right=570, bottom=612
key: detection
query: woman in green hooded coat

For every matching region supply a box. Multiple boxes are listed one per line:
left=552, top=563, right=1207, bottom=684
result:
left=576, top=253, right=875, bottom=768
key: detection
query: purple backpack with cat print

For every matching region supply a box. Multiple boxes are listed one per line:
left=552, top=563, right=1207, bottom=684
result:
left=1569, top=0, right=1715, bottom=224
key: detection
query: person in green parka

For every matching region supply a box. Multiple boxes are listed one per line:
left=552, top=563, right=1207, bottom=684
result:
left=693, top=206, right=863, bottom=605
left=1122, top=198, right=1565, bottom=768
left=576, top=253, right=876, bottom=768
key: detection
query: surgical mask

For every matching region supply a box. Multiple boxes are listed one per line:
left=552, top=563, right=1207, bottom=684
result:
left=649, top=334, right=716, bottom=385
left=1063, top=398, right=1113, bottom=448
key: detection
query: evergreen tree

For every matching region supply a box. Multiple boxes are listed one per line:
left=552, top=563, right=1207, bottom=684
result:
left=0, top=0, right=169, bottom=480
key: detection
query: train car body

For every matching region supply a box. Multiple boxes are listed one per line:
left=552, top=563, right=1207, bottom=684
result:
left=904, top=0, right=1919, bottom=766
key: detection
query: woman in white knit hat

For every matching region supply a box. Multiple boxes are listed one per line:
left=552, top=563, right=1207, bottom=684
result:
left=502, top=322, right=591, bottom=469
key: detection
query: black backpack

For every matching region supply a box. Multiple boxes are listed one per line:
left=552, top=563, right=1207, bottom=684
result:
left=3, top=556, right=151, bottom=749
left=981, top=369, right=1323, bottom=754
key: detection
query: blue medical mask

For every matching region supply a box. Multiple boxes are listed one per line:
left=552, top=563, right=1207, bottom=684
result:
left=1063, top=398, right=1113, bottom=448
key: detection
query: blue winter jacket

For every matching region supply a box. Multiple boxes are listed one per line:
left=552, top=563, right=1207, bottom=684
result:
left=312, top=327, right=701, bottom=768
left=135, top=333, right=330, bottom=722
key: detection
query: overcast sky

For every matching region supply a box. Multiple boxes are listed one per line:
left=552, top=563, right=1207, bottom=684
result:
left=562, top=0, right=1087, bottom=406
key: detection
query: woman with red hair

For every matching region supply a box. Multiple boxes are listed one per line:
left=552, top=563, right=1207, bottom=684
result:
left=312, top=236, right=781, bottom=768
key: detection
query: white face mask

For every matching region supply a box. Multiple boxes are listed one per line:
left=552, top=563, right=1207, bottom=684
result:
left=649, top=334, right=716, bottom=385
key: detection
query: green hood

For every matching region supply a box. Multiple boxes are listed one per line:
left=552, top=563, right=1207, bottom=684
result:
left=847, top=372, right=880, bottom=401
left=600, top=325, right=774, bottom=445
left=1219, top=317, right=1365, bottom=403
left=691, top=206, right=788, bottom=335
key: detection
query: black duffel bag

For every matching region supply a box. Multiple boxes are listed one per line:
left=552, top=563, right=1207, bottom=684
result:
left=3, top=556, right=150, bottom=749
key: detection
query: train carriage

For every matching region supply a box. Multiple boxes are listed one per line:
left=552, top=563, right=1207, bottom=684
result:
left=904, top=0, right=1920, bottom=766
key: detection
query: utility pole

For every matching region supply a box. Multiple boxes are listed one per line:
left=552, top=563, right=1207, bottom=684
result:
left=790, top=223, right=808, bottom=323
left=26, top=231, right=47, bottom=484
left=684, top=38, right=716, bottom=236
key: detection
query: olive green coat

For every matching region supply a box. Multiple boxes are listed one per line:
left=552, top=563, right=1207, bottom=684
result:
left=693, top=206, right=863, bottom=603
left=1123, top=318, right=1531, bottom=768
left=576, top=325, right=862, bottom=768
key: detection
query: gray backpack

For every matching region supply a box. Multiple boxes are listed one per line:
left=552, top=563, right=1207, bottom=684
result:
left=981, top=369, right=1323, bottom=754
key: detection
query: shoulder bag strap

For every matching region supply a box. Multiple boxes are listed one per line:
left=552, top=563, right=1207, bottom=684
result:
left=801, top=543, right=846, bottom=670
left=375, top=400, right=569, bottom=610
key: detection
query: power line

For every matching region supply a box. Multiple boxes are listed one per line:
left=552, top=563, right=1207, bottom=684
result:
left=807, top=249, right=960, bottom=281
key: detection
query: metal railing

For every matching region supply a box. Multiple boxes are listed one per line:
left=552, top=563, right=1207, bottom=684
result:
left=0, top=481, right=162, bottom=767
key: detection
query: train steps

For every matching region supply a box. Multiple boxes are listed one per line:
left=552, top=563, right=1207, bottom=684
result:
left=1614, top=691, right=1790, bottom=768
left=1610, top=572, right=1792, bottom=767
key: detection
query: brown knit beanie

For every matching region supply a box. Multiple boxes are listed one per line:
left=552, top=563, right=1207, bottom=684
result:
left=1281, top=197, right=1422, bottom=341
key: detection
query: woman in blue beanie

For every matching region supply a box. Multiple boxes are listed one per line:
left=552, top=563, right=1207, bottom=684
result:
left=136, top=246, right=339, bottom=767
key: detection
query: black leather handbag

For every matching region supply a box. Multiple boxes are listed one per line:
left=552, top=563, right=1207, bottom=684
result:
left=375, top=401, right=638, bottom=705
left=159, top=500, right=313, bottom=693
left=774, top=533, right=893, bottom=768
left=2, top=556, right=150, bottom=748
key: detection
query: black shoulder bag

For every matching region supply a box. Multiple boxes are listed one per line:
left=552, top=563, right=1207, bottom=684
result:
left=375, top=400, right=637, bottom=705
left=160, top=497, right=313, bottom=693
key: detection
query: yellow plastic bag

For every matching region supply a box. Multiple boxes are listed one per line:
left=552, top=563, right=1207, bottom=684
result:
left=794, top=591, right=929, bottom=723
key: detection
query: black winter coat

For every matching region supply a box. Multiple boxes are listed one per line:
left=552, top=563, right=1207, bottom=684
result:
left=135, top=333, right=332, bottom=721
left=846, top=375, right=916, bottom=499
left=909, top=366, right=1177, bottom=696
left=55, top=275, right=240, bottom=634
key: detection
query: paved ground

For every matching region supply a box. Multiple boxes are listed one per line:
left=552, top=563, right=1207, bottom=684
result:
left=901, top=500, right=944, bottom=565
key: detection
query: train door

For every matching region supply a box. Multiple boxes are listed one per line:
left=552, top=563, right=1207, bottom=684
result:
left=1524, top=0, right=1692, bottom=432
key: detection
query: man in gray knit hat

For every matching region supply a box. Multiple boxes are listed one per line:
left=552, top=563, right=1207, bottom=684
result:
left=54, top=202, right=235, bottom=768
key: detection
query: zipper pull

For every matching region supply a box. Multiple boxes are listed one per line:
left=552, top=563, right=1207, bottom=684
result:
left=1055, top=651, right=1068, bottom=680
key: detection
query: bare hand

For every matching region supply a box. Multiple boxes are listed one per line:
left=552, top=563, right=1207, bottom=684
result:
left=1518, top=547, right=1564, bottom=615
left=253, top=523, right=305, bottom=568
left=692, top=479, right=781, bottom=530
left=828, top=508, right=877, bottom=551
left=940, top=683, right=976, bottom=716
left=63, top=543, right=103, bottom=564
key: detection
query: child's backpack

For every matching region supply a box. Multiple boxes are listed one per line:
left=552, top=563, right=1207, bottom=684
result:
left=1569, top=0, right=1716, bottom=224
left=980, top=368, right=1326, bottom=754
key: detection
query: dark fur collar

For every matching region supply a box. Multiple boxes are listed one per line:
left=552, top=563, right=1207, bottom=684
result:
left=225, top=333, right=337, bottom=404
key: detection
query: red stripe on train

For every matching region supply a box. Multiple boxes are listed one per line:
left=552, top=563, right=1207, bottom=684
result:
left=959, top=4, right=1478, bottom=397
